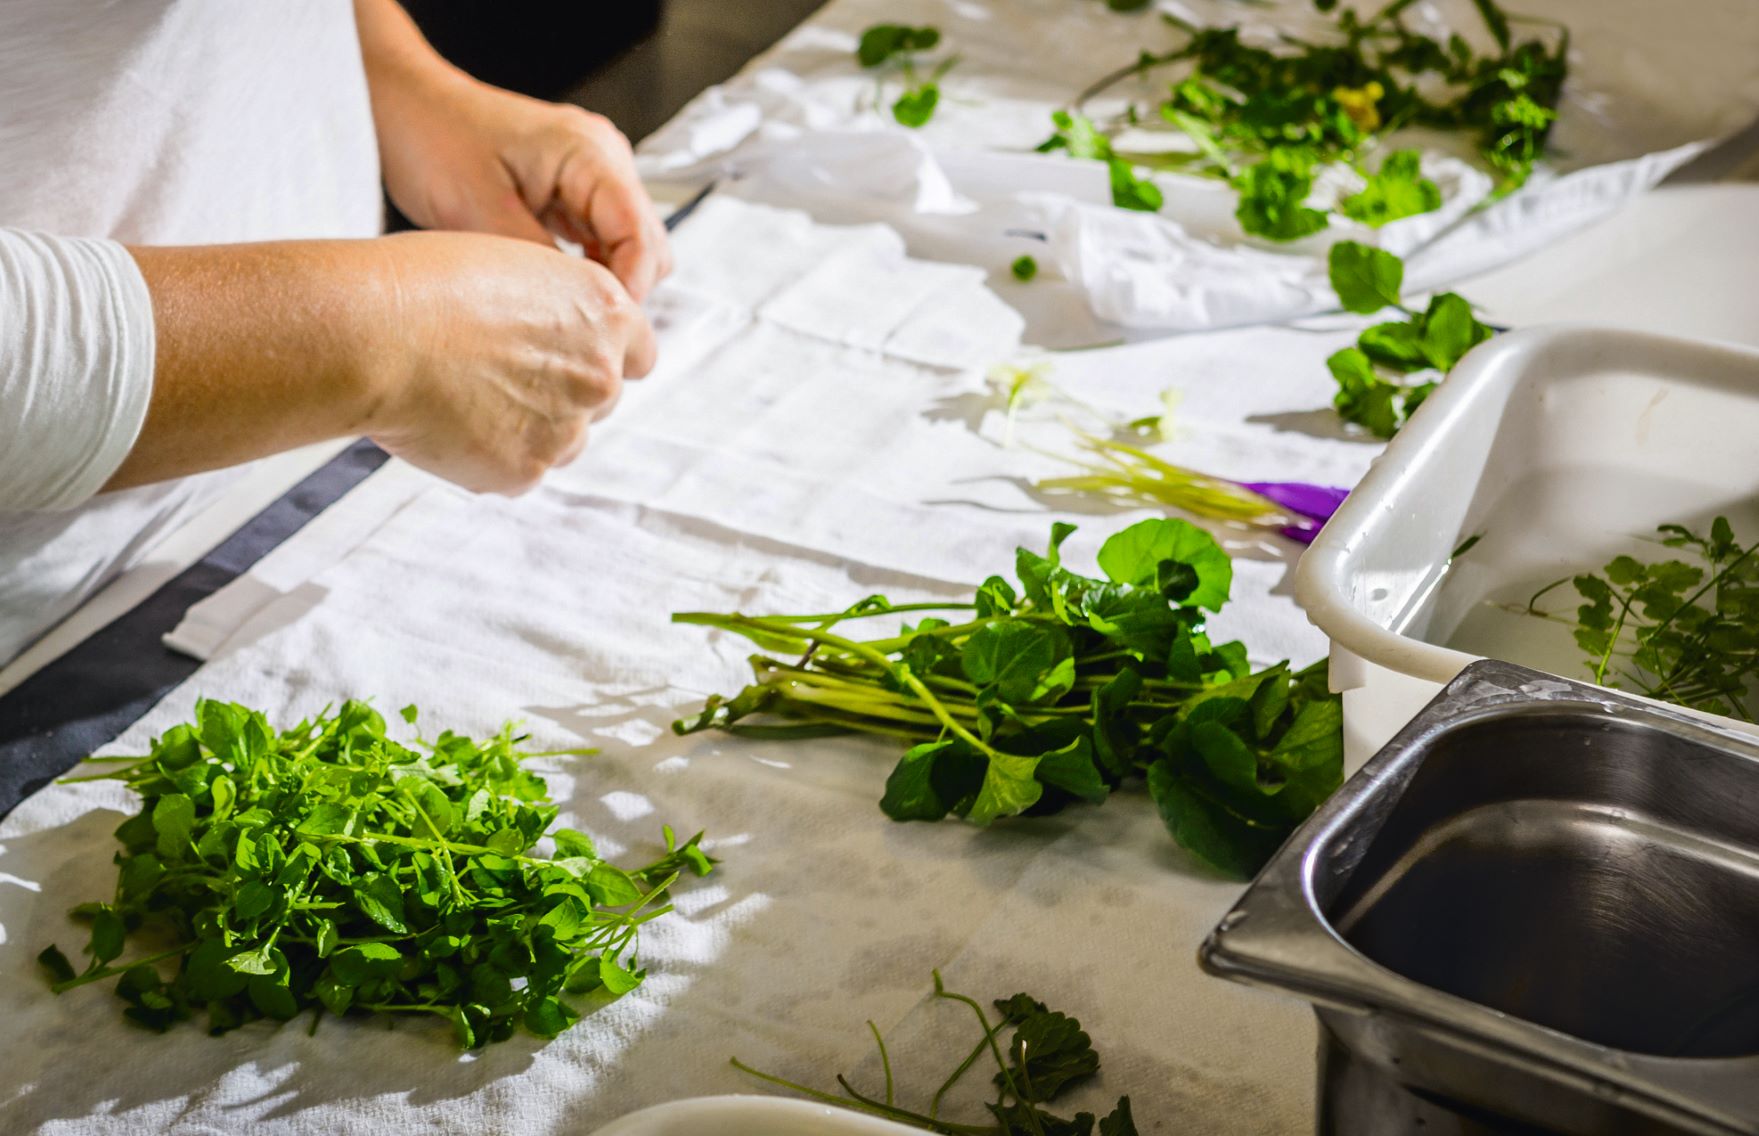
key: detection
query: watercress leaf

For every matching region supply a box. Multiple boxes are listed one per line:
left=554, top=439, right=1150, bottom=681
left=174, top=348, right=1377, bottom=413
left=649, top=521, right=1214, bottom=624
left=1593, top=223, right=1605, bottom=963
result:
left=961, top=622, right=1077, bottom=704
left=1470, top=0, right=1511, bottom=50
left=1034, top=737, right=1109, bottom=805
left=314, top=919, right=339, bottom=959
left=524, top=996, right=579, bottom=1039
left=975, top=575, right=1020, bottom=618
left=586, top=863, right=643, bottom=907
left=1091, top=668, right=1144, bottom=778
left=1358, top=320, right=1428, bottom=372
left=856, top=23, right=939, bottom=68
left=1327, top=241, right=1404, bottom=314
left=233, top=880, right=277, bottom=922
left=1107, top=159, right=1163, bottom=212
left=551, top=827, right=599, bottom=861
left=1011, top=255, right=1039, bottom=282
left=1191, top=721, right=1261, bottom=797
left=37, top=945, right=76, bottom=986
left=1234, top=149, right=1327, bottom=241
left=183, top=938, right=251, bottom=1000
left=151, top=793, right=196, bottom=860
left=995, top=992, right=1049, bottom=1024
left=1417, top=292, right=1494, bottom=370
left=1096, top=518, right=1232, bottom=611
left=228, top=943, right=280, bottom=976
left=1099, top=1097, right=1139, bottom=1136
left=1329, top=347, right=1402, bottom=438
left=892, top=83, right=940, bottom=128
left=1146, top=759, right=1284, bottom=878
left=1050, top=111, right=1111, bottom=161
left=353, top=873, right=410, bottom=934
left=330, top=942, right=402, bottom=986
left=1338, top=150, right=1441, bottom=229
left=297, top=802, right=358, bottom=838
left=314, top=973, right=353, bottom=1016
left=967, top=752, right=1045, bottom=826
left=1263, top=699, right=1345, bottom=818
left=598, top=953, right=645, bottom=995
left=882, top=740, right=959, bottom=820
left=1249, top=665, right=1292, bottom=740
left=997, top=1007, right=1100, bottom=1101
left=118, top=853, right=165, bottom=902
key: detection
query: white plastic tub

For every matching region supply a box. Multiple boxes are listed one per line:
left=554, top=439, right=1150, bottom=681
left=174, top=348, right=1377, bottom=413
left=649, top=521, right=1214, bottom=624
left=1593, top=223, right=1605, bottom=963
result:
left=1296, top=325, right=1759, bottom=767
left=590, top=1095, right=919, bottom=1136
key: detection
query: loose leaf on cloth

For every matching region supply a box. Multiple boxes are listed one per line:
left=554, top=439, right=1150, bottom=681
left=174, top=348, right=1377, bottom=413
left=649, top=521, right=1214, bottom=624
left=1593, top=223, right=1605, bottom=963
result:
left=675, top=519, right=1343, bottom=877
left=1340, top=150, right=1442, bottom=229
left=41, top=702, right=714, bottom=1047
left=856, top=22, right=956, bottom=129
left=1046, top=0, right=1566, bottom=236
left=1325, top=242, right=1495, bottom=437
left=1043, top=111, right=1163, bottom=212
left=733, top=972, right=1140, bottom=1135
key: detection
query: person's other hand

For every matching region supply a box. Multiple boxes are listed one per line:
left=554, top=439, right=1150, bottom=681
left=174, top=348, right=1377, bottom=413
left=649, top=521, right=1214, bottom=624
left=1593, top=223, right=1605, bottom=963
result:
left=370, top=54, right=672, bottom=301
left=366, top=231, right=656, bottom=493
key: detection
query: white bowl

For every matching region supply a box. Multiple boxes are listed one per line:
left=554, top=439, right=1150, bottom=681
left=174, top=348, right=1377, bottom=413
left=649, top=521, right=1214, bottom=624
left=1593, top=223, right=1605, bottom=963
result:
left=590, top=1095, right=922, bottom=1136
left=1296, top=325, right=1759, bottom=765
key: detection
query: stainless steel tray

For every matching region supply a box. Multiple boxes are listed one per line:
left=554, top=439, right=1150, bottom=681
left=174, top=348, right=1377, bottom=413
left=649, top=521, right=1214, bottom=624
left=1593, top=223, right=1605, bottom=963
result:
left=1201, top=660, right=1759, bottom=1135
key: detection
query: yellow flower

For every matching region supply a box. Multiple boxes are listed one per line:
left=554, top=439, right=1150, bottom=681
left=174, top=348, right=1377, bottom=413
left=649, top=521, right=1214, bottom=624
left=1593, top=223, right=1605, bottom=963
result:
left=1333, top=80, right=1385, bottom=132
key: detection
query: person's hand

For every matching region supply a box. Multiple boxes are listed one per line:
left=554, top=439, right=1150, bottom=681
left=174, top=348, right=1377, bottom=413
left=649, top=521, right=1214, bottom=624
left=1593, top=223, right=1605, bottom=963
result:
left=366, top=231, right=656, bottom=493
left=367, top=47, right=672, bottom=301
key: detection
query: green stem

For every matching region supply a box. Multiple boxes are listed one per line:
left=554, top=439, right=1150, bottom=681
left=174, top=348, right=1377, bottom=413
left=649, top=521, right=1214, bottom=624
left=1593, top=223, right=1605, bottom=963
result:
left=51, top=943, right=196, bottom=993
left=728, top=1059, right=993, bottom=1136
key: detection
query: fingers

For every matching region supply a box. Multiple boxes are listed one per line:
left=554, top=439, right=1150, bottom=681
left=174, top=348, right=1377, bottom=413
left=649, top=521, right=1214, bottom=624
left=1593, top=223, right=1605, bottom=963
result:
left=550, top=113, right=672, bottom=302
left=621, top=303, right=658, bottom=380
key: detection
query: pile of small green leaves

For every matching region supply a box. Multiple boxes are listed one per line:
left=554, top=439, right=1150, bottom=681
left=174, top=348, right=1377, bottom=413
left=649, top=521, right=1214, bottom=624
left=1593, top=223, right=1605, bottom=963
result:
left=675, top=518, right=1342, bottom=878
left=1527, top=517, right=1759, bottom=722
left=1052, top=0, right=1567, bottom=237
left=734, top=971, right=1138, bottom=1135
left=857, top=23, right=958, bottom=128
left=39, top=700, right=712, bottom=1047
left=1325, top=240, right=1494, bottom=437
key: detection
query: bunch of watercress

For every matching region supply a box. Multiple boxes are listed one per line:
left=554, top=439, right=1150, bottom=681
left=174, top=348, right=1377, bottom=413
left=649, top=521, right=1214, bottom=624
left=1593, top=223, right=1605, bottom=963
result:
left=1325, top=240, right=1495, bottom=437
left=40, top=700, right=712, bottom=1047
left=675, top=518, right=1342, bottom=878
left=1054, top=0, right=1567, bottom=235
left=735, top=971, right=1139, bottom=1136
left=1527, top=517, right=1759, bottom=722
left=857, top=23, right=957, bottom=128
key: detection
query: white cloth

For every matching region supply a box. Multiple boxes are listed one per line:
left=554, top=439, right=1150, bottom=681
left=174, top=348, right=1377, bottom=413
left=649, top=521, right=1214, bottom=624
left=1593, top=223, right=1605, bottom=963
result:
left=0, top=198, right=1378, bottom=1133
left=0, top=0, right=382, bottom=665
left=1, top=485, right=1316, bottom=1135
left=0, top=231, right=155, bottom=511
left=636, top=0, right=1759, bottom=336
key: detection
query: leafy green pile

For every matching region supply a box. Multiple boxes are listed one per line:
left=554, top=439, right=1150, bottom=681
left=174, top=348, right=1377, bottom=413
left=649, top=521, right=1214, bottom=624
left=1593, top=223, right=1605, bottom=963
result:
left=40, top=700, right=712, bottom=1047
left=734, top=971, right=1138, bottom=1135
left=1527, top=517, right=1759, bottom=722
left=1054, top=0, right=1567, bottom=237
left=675, top=519, right=1342, bottom=878
left=857, top=23, right=958, bottom=128
left=1325, top=241, right=1495, bottom=437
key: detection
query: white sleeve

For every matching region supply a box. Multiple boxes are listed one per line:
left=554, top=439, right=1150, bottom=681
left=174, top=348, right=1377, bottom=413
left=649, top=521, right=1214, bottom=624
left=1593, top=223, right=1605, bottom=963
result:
left=0, top=228, right=156, bottom=512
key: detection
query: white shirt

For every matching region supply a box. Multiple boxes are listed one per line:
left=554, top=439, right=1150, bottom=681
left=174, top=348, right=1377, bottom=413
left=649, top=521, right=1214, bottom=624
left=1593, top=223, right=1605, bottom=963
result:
left=0, top=1, right=383, bottom=664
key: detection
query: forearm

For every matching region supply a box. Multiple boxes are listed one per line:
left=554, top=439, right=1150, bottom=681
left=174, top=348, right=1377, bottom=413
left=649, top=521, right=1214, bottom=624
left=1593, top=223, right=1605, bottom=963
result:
left=103, top=241, right=397, bottom=492
left=353, top=0, right=466, bottom=144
